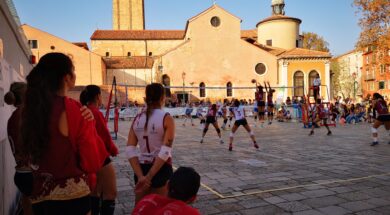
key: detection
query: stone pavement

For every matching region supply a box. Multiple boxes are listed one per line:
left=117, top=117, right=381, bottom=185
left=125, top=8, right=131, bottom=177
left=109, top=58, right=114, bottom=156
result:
left=110, top=118, right=390, bottom=215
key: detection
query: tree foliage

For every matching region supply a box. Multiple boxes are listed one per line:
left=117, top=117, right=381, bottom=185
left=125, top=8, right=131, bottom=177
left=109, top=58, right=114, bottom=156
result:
left=331, top=61, right=361, bottom=100
left=302, top=32, right=330, bottom=52
left=354, top=0, right=390, bottom=64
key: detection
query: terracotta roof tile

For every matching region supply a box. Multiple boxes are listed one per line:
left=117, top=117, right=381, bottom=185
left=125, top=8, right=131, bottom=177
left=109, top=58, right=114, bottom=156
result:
left=278, top=48, right=331, bottom=58
left=256, top=15, right=302, bottom=27
left=72, top=42, right=89, bottom=50
left=91, top=30, right=185, bottom=40
left=103, top=57, right=154, bottom=69
left=241, top=29, right=257, bottom=38
left=92, top=29, right=259, bottom=40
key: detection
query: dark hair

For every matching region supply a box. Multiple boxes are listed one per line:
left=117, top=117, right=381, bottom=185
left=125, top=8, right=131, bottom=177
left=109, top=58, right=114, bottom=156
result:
left=168, top=167, right=201, bottom=202
left=144, top=83, right=165, bottom=130
left=4, top=82, right=27, bottom=107
left=211, top=104, right=217, bottom=112
left=257, top=85, right=263, bottom=92
left=373, top=93, right=384, bottom=101
left=80, top=85, right=101, bottom=106
left=316, top=98, right=322, bottom=104
left=22, top=52, right=74, bottom=162
left=234, top=99, right=240, bottom=107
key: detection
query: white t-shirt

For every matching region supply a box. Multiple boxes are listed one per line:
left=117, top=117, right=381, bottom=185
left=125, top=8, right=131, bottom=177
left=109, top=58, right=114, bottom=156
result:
left=313, top=78, right=321, bottom=86
left=233, top=106, right=245, bottom=120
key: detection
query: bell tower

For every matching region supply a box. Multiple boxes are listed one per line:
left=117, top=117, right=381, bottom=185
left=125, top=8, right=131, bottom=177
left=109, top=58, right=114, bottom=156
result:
left=113, top=0, right=145, bottom=30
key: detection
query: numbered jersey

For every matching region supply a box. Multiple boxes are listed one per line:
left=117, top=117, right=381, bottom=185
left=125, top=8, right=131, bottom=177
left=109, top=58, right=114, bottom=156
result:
left=232, top=106, right=245, bottom=120
left=132, top=109, right=169, bottom=164
left=375, top=99, right=388, bottom=115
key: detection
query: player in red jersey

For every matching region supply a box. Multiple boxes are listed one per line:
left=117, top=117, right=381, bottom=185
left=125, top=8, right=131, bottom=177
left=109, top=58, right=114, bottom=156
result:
left=370, top=93, right=390, bottom=146
left=132, top=167, right=201, bottom=215
left=264, top=81, right=275, bottom=125
left=254, top=80, right=266, bottom=127
left=80, top=85, right=119, bottom=215
left=200, top=104, right=224, bottom=144
left=308, top=98, right=332, bottom=136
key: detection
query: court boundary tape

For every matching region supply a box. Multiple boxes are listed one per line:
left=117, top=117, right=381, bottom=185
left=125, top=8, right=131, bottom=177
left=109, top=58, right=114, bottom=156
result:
left=116, top=132, right=390, bottom=199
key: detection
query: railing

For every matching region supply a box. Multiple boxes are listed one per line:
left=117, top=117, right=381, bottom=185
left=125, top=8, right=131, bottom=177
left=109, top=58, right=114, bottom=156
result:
left=364, top=74, right=375, bottom=81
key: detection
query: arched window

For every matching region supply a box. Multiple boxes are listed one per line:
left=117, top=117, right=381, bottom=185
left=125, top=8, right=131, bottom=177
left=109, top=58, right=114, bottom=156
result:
left=226, top=82, right=233, bottom=97
left=199, top=82, right=206, bottom=98
left=293, top=71, right=304, bottom=97
left=162, top=74, right=171, bottom=97
left=309, top=70, right=319, bottom=96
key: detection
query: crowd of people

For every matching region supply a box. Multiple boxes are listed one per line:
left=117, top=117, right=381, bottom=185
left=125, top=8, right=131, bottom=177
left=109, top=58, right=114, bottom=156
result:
left=4, top=52, right=390, bottom=214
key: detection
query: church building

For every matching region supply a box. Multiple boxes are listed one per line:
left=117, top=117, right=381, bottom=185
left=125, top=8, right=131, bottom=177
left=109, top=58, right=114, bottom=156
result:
left=91, top=0, right=331, bottom=102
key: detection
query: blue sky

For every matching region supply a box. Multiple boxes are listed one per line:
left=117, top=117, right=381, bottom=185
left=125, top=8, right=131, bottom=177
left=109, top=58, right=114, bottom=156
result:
left=13, top=0, right=361, bottom=56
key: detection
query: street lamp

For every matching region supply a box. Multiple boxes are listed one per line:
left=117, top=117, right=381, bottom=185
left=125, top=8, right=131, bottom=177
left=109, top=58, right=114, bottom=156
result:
left=182, top=72, right=186, bottom=105
left=352, top=72, right=358, bottom=101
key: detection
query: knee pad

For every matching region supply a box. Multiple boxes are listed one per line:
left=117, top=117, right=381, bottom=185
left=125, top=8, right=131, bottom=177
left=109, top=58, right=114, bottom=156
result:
left=371, top=127, right=378, bottom=133
left=259, top=112, right=264, bottom=116
left=201, top=119, right=205, bottom=124
left=203, top=128, right=208, bottom=133
left=229, top=132, right=234, bottom=138
left=223, top=119, right=228, bottom=124
left=216, top=128, right=221, bottom=133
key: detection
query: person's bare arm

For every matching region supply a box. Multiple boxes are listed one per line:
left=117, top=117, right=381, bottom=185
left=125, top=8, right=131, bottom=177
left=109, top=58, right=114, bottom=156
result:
left=145, top=115, right=175, bottom=180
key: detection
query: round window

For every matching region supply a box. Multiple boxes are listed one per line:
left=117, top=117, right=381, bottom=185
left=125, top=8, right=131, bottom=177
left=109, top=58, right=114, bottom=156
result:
left=210, top=16, right=221, bottom=27
left=255, top=63, right=267, bottom=75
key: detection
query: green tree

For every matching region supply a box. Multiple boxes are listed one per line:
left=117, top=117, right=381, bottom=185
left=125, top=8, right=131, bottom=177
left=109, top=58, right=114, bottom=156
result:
left=302, top=32, right=330, bottom=52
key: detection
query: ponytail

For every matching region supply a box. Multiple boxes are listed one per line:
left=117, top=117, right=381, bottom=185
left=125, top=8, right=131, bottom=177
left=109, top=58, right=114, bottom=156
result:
left=144, top=83, right=165, bottom=131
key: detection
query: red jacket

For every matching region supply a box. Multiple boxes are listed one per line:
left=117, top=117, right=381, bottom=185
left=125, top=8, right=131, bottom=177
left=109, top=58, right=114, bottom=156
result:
left=132, top=194, right=200, bottom=215
left=88, top=104, right=119, bottom=156
left=30, top=96, right=108, bottom=203
left=66, top=97, right=109, bottom=173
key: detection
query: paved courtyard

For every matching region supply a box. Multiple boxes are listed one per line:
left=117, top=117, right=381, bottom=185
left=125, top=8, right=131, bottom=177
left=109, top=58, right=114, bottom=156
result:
left=110, top=118, right=390, bottom=215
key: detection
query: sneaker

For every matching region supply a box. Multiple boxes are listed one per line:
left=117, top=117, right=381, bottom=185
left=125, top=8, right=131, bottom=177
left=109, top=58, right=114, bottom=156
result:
left=192, top=123, right=195, bottom=126
left=309, top=130, right=314, bottom=136
left=182, top=124, right=185, bottom=126
left=327, top=131, right=332, bottom=136
left=220, top=140, right=224, bottom=144
left=200, top=139, right=203, bottom=144
left=254, top=143, right=259, bottom=149
left=229, top=144, right=233, bottom=151
left=371, top=141, right=379, bottom=146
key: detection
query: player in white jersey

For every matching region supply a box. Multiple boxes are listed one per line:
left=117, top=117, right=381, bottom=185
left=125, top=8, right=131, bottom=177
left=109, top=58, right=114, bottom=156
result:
left=182, top=103, right=194, bottom=126
left=229, top=99, right=259, bottom=151
left=126, top=83, right=175, bottom=203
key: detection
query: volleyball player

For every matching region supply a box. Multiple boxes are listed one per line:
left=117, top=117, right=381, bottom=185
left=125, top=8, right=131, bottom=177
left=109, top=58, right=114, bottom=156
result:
left=200, top=104, right=224, bottom=144
left=228, top=99, right=259, bottom=151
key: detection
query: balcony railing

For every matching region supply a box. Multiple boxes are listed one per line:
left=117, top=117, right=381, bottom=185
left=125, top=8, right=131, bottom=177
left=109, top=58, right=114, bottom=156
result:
left=364, top=74, right=375, bottom=81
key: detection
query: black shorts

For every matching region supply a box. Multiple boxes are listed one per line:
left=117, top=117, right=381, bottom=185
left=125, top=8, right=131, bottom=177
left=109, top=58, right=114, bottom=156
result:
left=234, top=119, right=248, bottom=127
left=377, top=114, right=390, bottom=122
left=32, top=195, right=91, bottom=215
left=257, top=101, right=265, bottom=107
left=268, top=103, right=274, bottom=108
left=206, top=116, right=216, bottom=124
left=134, top=163, right=173, bottom=188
